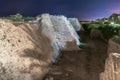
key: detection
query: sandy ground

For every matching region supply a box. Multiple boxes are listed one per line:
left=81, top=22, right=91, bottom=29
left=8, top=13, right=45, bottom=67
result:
left=44, top=31, right=108, bottom=80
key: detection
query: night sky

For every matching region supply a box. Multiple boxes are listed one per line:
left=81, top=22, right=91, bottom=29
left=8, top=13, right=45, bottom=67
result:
left=0, top=0, right=120, bottom=20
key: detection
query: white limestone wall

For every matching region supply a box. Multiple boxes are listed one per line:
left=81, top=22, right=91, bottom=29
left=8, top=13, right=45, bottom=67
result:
left=37, top=13, right=81, bottom=62
left=68, top=18, right=81, bottom=31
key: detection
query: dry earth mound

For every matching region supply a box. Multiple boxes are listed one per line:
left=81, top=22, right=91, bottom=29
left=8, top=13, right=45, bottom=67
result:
left=0, top=19, right=53, bottom=80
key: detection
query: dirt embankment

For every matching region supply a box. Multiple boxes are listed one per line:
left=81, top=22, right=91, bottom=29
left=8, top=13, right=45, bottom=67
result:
left=0, top=19, right=54, bottom=80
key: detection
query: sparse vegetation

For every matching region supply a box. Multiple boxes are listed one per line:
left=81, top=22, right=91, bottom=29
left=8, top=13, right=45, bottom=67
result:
left=81, top=13, right=120, bottom=41
left=2, top=13, right=34, bottom=21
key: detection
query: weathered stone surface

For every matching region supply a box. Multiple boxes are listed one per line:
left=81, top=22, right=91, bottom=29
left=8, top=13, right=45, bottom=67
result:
left=68, top=18, right=81, bottom=31
left=36, top=14, right=80, bottom=62
left=37, top=14, right=58, bottom=63
left=50, top=15, right=80, bottom=51
left=100, top=53, right=120, bottom=80
left=35, top=14, right=81, bottom=62
left=100, top=39, right=120, bottom=80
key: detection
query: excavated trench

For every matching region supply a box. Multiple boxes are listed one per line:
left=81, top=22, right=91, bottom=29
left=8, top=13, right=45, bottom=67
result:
left=44, top=31, right=108, bottom=80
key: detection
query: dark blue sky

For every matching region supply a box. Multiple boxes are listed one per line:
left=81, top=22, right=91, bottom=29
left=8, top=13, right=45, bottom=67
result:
left=0, top=0, right=120, bottom=20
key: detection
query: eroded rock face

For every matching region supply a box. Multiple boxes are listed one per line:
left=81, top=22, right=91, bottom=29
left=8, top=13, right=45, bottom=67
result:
left=68, top=18, right=81, bottom=31
left=50, top=15, right=80, bottom=50
left=36, top=14, right=81, bottom=62
left=0, top=14, right=81, bottom=80
left=100, top=53, right=120, bottom=80
left=100, top=39, right=120, bottom=80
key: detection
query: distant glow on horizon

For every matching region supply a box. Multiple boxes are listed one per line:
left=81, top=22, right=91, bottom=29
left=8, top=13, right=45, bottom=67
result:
left=0, top=0, right=120, bottom=20
left=111, top=9, right=120, bottom=14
